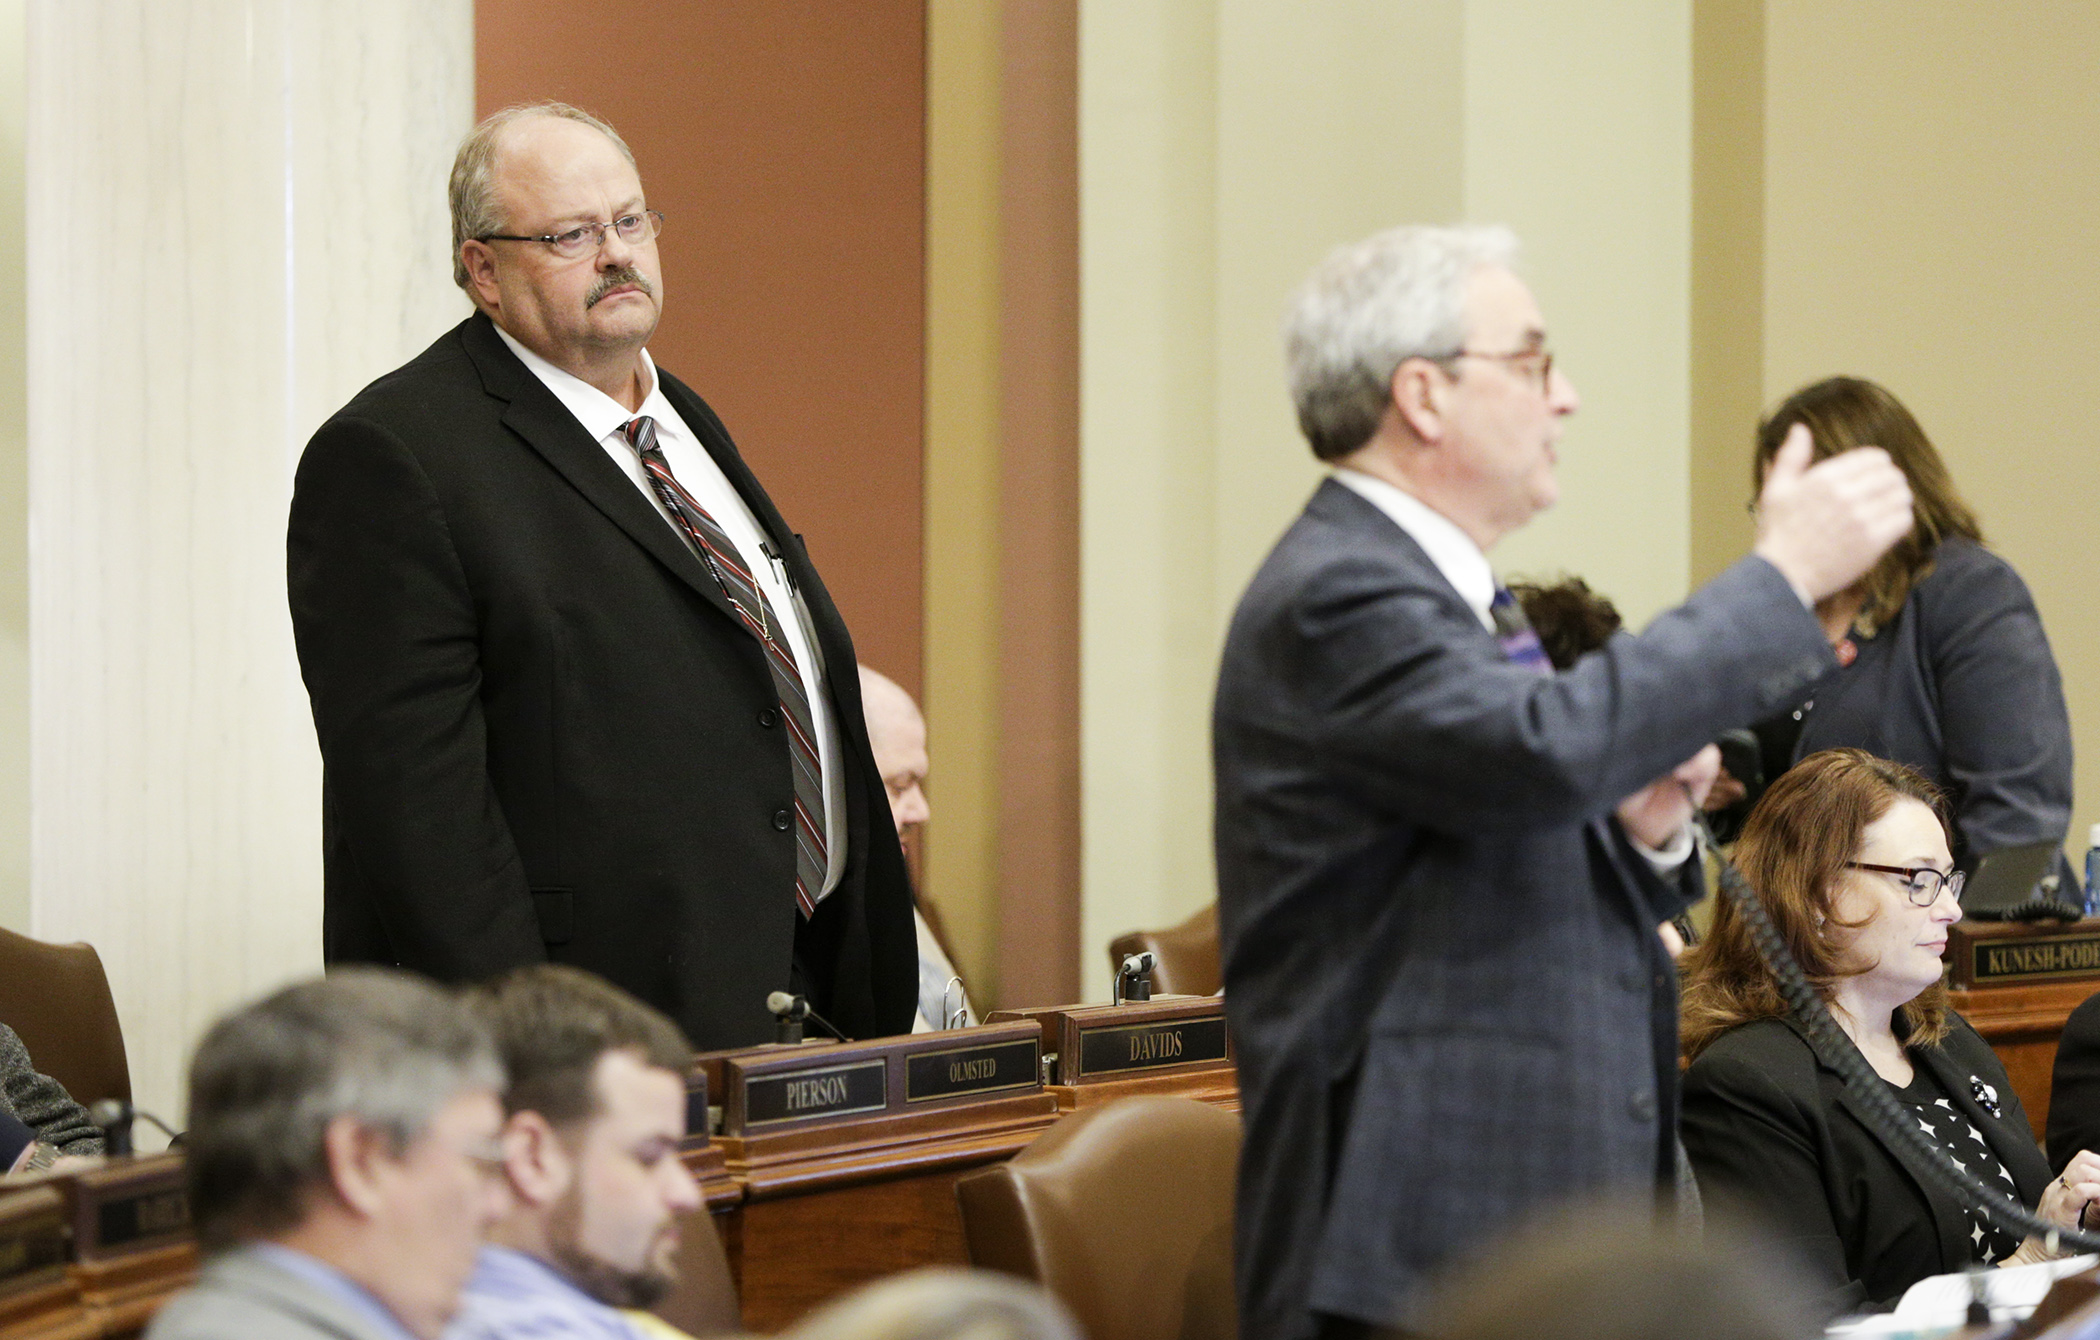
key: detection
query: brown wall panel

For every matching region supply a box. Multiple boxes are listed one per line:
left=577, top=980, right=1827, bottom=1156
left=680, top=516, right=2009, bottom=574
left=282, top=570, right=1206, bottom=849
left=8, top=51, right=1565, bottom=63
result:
left=994, top=0, right=1080, bottom=1008
left=477, top=1, right=927, bottom=694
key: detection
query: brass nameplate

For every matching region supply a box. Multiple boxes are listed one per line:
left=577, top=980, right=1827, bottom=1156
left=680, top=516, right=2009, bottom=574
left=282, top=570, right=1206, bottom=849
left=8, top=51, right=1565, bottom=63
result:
left=1076, top=1017, right=1229, bottom=1078
left=1972, top=933, right=2100, bottom=984
left=905, top=1038, right=1041, bottom=1104
left=93, top=1184, right=190, bottom=1251
left=742, top=1058, right=887, bottom=1128
left=0, top=1190, right=66, bottom=1293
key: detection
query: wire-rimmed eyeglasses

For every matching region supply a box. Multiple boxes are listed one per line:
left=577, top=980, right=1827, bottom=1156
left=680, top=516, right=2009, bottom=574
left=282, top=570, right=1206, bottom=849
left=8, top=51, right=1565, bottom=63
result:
left=478, top=210, right=665, bottom=260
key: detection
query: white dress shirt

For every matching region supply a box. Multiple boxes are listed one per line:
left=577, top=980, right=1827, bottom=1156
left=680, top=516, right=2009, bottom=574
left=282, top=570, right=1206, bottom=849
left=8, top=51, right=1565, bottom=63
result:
left=496, top=328, right=846, bottom=897
left=1331, top=467, right=1693, bottom=869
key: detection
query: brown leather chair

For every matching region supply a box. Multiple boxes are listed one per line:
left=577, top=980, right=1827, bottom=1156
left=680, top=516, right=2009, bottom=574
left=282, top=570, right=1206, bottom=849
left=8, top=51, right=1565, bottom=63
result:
left=955, top=1096, right=1240, bottom=1340
left=648, top=1206, right=743, bottom=1336
left=0, top=926, right=129, bottom=1107
left=1107, top=904, right=1221, bottom=997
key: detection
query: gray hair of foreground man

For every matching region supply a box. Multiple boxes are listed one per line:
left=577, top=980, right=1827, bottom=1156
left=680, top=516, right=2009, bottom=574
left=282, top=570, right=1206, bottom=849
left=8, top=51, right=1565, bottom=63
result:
left=1284, top=223, right=1519, bottom=462
left=468, top=964, right=692, bottom=1127
left=185, top=969, right=504, bottom=1248
left=778, top=1267, right=1081, bottom=1340
left=448, top=100, right=639, bottom=292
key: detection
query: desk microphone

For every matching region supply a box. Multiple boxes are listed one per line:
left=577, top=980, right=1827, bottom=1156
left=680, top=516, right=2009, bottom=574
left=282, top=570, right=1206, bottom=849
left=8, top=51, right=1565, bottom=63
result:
left=88, top=1100, right=180, bottom=1157
left=765, top=991, right=850, bottom=1044
left=1114, top=952, right=1156, bottom=1005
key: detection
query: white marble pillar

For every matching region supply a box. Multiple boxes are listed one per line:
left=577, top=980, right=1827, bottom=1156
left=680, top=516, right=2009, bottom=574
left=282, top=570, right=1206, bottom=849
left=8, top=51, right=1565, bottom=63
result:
left=26, top=0, right=472, bottom=1124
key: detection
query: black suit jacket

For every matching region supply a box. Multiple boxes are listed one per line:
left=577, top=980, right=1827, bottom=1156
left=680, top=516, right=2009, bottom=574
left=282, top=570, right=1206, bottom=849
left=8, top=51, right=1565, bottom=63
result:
left=2046, top=990, right=2100, bottom=1174
left=288, top=313, right=917, bottom=1048
left=1212, top=479, right=1834, bottom=1339
left=1683, top=1013, right=2050, bottom=1315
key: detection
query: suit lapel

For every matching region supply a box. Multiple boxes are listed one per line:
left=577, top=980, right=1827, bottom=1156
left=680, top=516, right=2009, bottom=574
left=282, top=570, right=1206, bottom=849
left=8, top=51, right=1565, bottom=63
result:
left=458, top=316, right=746, bottom=631
left=1914, top=1039, right=2046, bottom=1204
left=1806, top=1025, right=1977, bottom=1269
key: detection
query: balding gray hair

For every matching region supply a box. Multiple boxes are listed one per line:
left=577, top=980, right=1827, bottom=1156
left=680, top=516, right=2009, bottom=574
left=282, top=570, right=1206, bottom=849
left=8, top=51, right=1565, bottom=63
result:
left=1283, top=224, right=1520, bottom=462
left=449, top=100, right=638, bottom=292
left=184, top=968, right=503, bottom=1247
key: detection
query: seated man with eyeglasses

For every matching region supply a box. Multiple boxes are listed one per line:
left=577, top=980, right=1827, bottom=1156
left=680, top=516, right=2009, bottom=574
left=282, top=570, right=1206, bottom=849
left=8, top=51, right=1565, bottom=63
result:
left=290, top=100, right=917, bottom=1057
left=1679, top=749, right=2100, bottom=1317
left=147, top=970, right=510, bottom=1340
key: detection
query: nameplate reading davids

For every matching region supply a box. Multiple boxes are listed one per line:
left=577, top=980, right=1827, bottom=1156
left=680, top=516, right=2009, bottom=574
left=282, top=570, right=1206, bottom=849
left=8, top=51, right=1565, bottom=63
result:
left=905, top=1038, right=1041, bottom=1103
left=95, top=1185, right=191, bottom=1250
left=742, top=1059, right=887, bottom=1128
left=1076, top=1017, right=1229, bottom=1078
left=1972, top=932, right=2100, bottom=984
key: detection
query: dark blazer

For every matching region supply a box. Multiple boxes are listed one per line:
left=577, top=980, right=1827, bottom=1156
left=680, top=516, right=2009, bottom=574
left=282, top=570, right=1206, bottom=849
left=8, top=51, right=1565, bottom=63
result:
left=1212, top=479, right=1834, bottom=1339
left=1683, top=1013, right=2050, bottom=1315
left=1783, top=537, right=2072, bottom=867
left=288, top=313, right=917, bottom=1049
left=2046, top=990, right=2100, bottom=1173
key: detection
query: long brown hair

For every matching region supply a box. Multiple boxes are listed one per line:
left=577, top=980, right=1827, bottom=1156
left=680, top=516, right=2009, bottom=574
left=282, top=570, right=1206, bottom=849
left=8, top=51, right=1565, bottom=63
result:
left=1680, top=749, right=1953, bottom=1061
left=1755, top=377, right=1983, bottom=635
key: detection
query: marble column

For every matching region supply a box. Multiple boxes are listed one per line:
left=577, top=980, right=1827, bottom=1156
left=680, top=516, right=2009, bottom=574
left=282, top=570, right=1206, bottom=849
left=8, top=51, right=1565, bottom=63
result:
left=26, top=0, right=472, bottom=1123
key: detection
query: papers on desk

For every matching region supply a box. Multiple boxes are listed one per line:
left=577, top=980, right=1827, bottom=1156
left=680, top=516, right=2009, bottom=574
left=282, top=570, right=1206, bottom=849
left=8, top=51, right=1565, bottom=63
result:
left=1825, top=1255, right=2099, bottom=1337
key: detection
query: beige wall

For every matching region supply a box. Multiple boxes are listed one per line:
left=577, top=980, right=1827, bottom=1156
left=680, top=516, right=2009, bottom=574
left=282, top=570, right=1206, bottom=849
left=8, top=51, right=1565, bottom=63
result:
left=1078, top=0, right=1695, bottom=1000
left=0, top=0, right=22, bottom=936
left=1761, top=2, right=2100, bottom=861
left=924, top=0, right=1006, bottom=1003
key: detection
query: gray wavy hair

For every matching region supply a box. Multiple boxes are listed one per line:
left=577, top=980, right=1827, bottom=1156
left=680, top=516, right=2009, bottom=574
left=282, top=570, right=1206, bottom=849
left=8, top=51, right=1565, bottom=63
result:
left=1283, top=223, right=1519, bottom=462
left=184, top=969, right=504, bottom=1247
left=449, top=101, right=638, bottom=292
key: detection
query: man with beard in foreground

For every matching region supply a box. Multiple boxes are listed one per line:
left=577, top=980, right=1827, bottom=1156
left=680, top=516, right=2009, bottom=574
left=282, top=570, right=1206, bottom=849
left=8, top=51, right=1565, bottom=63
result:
left=449, top=965, right=704, bottom=1339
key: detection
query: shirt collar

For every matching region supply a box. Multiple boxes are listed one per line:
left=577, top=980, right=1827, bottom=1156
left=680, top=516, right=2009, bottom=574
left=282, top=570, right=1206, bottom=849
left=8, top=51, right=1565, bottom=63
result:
left=1332, top=467, right=1497, bottom=630
left=248, top=1242, right=421, bottom=1340
left=492, top=325, right=671, bottom=443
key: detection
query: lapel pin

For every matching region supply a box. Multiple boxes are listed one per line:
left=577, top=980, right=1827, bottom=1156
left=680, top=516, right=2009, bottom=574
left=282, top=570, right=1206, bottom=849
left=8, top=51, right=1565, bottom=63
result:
left=1971, top=1078, right=2001, bottom=1118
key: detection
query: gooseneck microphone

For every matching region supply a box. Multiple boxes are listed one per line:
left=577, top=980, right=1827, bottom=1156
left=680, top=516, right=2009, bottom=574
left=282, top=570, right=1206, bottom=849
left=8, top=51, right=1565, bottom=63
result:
left=87, top=1100, right=180, bottom=1157
left=765, top=991, right=850, bottom=1044
left=1113, top=951, right=1156, bottom=1005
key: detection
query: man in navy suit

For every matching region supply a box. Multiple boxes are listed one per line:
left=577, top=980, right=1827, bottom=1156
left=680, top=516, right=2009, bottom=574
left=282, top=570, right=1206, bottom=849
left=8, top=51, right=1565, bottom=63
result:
left=1212, top=224, right=1916, bottom=1338
left=290, top=102, right=916, bottom=1050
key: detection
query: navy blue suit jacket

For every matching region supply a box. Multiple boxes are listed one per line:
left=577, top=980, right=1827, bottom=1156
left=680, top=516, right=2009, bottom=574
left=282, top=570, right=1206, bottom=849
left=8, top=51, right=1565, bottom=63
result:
left=1213, top=479, right=1834, bottom=1337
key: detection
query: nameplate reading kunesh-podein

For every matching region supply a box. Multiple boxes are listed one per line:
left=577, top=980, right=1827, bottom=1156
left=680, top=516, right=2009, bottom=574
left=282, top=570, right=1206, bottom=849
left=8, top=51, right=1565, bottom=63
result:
left=1948, top=921, right=2100, bottom=989
left=66, top=1153, right=191, bottom=1261
left=718, top=1021, right=1045, bottom=1136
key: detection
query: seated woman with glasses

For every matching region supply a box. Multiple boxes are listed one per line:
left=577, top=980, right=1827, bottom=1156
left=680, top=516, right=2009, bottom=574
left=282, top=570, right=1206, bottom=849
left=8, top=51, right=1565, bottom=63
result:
left=1680, top=748, right=2100, bottom=1316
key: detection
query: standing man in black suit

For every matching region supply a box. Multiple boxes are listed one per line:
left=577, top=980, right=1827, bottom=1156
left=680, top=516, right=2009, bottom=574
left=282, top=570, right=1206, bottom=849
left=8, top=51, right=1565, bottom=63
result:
left=289, top=102, right=917, bottom=1050
left=1212, top=224, right=1917, bottom=1339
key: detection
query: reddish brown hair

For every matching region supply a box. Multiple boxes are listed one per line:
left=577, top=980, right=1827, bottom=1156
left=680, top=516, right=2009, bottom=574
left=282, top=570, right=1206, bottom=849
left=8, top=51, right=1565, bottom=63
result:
left=1681, top=749, right=1952, bottom=1060
left=1755, top=377, right=1982, bottom=636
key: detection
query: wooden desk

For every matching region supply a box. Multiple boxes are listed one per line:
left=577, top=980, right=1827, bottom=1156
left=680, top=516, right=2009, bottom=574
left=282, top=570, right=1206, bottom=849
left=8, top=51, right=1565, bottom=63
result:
left=703, top=1023, right=1060, bottom=1331
left=1947, top=921, right=2100, bottom=1141
left=0, top=1184, right=92, bottom=1340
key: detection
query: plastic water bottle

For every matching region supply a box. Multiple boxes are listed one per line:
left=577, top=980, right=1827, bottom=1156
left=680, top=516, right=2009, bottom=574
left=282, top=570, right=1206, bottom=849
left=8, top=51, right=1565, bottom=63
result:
left=2085, top=824, right=2100, bottom=919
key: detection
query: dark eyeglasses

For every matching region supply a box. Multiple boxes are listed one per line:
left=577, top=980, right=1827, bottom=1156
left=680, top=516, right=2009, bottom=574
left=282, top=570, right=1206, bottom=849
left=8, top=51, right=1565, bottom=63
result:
left=1432, top=346, right=1555, bottom=393
left=1846, top=861, right=1965, bottom=906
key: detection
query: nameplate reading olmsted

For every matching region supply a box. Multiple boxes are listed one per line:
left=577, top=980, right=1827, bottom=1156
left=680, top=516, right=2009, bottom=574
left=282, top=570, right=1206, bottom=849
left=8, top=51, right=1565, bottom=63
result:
left=905, top=1038, right=1041, bottom=1103
left=742, top=1059, right=887, bottom=1128
left=1972, top=933, right=2100, bottom=984
left=1076, top=1017, right=1229, bottom=1078
left=95, top=1185, right=191, bottom=1250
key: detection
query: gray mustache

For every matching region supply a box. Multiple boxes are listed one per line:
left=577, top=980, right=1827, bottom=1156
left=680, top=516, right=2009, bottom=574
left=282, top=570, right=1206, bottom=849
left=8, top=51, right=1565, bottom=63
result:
left=587, top=268, right=656, bottom=308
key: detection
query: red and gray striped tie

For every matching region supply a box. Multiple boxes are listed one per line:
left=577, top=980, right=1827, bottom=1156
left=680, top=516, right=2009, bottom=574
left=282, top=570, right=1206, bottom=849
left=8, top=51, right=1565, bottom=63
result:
left=624, top=416, right=830, bottom=915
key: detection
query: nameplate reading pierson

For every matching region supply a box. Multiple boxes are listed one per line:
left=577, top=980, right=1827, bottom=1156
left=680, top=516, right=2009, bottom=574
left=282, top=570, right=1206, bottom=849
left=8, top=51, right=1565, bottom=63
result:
left=742, top=1059, right=887, bottom=1128
left=905, top=1038, right=1041, bottom=1104
left=1075, top=1017, right=1230, bottom=1078
left=1972, top=932, right=2100, bottom=984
